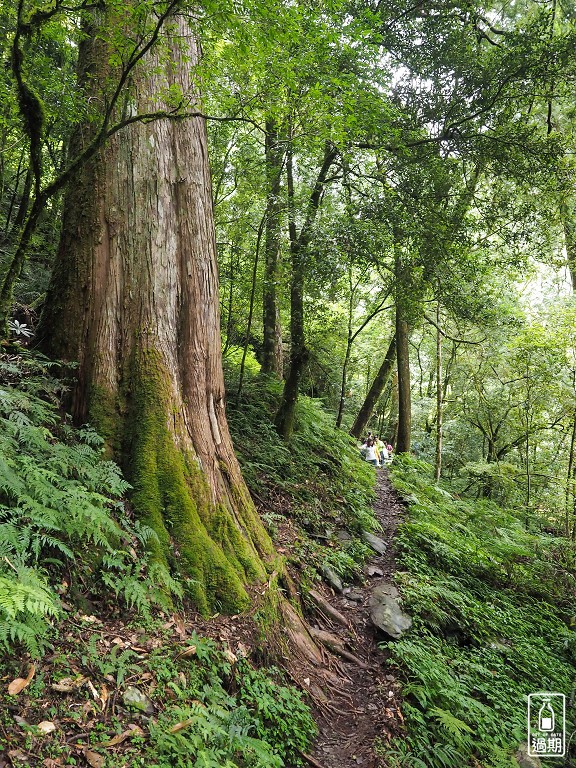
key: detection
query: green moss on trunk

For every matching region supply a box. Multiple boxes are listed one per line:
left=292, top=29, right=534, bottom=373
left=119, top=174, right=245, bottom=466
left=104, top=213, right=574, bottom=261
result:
left=88, top=384, right=121, bottom=460
left=123, top=350, right=270, bottom=615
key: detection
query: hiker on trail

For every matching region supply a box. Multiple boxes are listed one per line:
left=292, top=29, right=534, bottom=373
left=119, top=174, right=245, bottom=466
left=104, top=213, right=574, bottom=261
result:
left=364, top=439, right=379, bottom=466
left=376, top=437, right=389, bottom=466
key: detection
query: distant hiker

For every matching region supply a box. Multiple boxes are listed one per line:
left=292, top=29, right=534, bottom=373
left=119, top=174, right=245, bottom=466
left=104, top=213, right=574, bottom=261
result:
left=377, top=437, right=389, bottom=466
left=364, top=439, right=378, bottom=466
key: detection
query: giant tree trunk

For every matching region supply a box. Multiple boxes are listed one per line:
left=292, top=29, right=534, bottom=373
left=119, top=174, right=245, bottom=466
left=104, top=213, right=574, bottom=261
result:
left=261, top=119, right=284, bottom=378
left=37, top=15, right=273, bottom=615
left=349, top=335, right=396, bottom=439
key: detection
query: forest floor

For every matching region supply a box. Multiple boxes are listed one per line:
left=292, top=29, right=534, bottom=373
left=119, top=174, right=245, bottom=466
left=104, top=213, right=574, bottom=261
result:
left=305, top=469, right=406, bottom=768
left=0, top=471, right=407, bottom=768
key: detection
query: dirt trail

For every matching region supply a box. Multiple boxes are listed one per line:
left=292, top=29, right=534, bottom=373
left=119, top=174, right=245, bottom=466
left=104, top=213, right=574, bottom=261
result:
left=305, top=469, right=406, bottom=768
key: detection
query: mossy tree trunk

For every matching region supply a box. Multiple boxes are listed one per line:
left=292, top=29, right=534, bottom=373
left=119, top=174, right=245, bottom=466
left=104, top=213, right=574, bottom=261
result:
left=37, top=14, right=274, bottom=615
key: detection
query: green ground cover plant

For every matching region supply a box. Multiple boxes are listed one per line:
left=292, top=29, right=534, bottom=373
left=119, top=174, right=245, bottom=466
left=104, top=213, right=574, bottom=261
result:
left=386, top=455, right=576, bottom=768
left=0, top=622, right=317, bottom=767
left=0, top=349, right=179, bottom=655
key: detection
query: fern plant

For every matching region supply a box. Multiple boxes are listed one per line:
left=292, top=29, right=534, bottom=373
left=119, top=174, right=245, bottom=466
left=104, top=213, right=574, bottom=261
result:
left=0, top=350, right=180, bottom=655
left=384, top=455, right=576, bottom=768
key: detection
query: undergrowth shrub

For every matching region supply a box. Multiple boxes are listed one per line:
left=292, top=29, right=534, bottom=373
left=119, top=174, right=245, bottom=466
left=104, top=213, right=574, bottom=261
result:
left=141, top=634, right=316, bottom=767
left=1, top=623, right=317, bottom=767
left=386, top=455, right=576, bottom=768
left=225, top=367, right=378, bottom=580
left=0, top=350, right=179, bottom=655
left=236, top=660, right=318, bottom=763
left=226, top=370, right=375, bottom=527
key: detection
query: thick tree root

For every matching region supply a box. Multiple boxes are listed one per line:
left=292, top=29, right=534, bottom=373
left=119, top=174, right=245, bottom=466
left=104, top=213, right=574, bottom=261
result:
left=307, top=589, right=349, bottom=627
left=308, top=627, right=369, bottom=669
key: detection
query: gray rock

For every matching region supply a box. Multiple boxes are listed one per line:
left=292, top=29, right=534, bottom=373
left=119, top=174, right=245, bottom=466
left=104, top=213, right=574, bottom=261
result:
left=321, top=565, right=343, bottom=593
left=515, top=745, right=542, bottom=768
left=361, top=530, right=387, bottom=555
left=336, top=529, right=352, bottom=542
left=346, top=590, right=364, bottom=603
left=369, top=583, right=411, bottom=639
left=123, top=686, right=154, bottom=714
left=372, top=582, right=399, bottom=599
left=365, top=565, right=384, bottom=578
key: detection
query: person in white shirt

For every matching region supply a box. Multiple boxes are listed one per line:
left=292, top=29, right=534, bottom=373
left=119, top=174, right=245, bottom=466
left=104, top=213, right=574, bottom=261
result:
left=365, top=439, right=378, bottom=466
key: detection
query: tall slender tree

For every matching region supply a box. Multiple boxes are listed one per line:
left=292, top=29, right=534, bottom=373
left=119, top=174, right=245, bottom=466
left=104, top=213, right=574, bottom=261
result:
left=261, top=118, right=285, bottom=377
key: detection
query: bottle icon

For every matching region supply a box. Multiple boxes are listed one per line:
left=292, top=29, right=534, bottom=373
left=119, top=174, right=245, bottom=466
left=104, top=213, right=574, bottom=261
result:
left=539, top=698, right=555, bottom=731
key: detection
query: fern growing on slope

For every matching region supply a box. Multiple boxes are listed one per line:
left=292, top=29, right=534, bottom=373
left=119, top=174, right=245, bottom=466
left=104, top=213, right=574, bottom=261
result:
left=0, top=350, right=179, bottom=655
left=385, top=455, right=576, bottom=768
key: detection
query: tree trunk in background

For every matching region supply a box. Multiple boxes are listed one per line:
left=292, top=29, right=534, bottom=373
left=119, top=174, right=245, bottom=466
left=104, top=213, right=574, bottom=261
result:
left=395, top=244, right=412, bottom=454
left=237, top=214, right=265, bottom=403
left=568, top=413, right=576, bottom=540
left=37, top=15, right=273, bottom=615
left=335, top=334, right=352, bottom=429
left=561, top=192, right=576, bottom=291
left=275, top=141, right=336, bottom=439
left=434, top=303, right=442, bottom=481
left=389, top=370, right=399, bottom=447
left=261, top=119, right=284, bottom=378
left=275, top=140, right=306, bottom=438
left=350, top=335, right=396, bottom=439
left=396, top=306, right=411, bottom=453
left=561, top=196, right=576, bottom=534
left=335, top=289, right=354, bottom=429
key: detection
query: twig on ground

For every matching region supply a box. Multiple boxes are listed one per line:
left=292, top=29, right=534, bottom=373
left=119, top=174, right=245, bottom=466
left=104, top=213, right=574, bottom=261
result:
left=300, top=751, right=328, bottom=768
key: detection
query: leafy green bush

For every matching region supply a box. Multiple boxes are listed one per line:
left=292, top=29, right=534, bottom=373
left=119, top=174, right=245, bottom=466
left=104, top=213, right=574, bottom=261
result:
left=1, top=621, right=317, bottom=768
left=237, top=661, right=318, bottom=764
left=136, top=633, right=315, bottom=768
left=149, top=702, right=283, bottom=768
left=0, top=351, right=179, bottom=654
left=225, top=367, right=378, bottom=582
left=385, top=455, right=576, bottom=768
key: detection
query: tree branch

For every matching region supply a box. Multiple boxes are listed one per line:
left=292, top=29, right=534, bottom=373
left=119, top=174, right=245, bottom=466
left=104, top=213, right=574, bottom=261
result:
left=423, top=313, right=486, bottom=345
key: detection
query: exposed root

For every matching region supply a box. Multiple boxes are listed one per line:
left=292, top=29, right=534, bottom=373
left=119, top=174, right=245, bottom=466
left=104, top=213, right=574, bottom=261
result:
left=308, top=627, right=369, bottom=669
left=300, top=751, right=328, bottom=768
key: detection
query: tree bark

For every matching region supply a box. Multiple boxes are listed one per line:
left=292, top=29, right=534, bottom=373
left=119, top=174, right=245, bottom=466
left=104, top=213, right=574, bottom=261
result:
left=237, top=213, right=265, bottom=403
left=434, top=303, right=442, bottom=481
left=560, top=195, right=576, bottom=290
left=349, top=335, right=396, bottom=439
left=37, top=15, right=273, bottom=615
left=396, top=306, right=411, bottom=454
left=261, top=118, right=284, bottom=378
left=335, top=285, right=354, bottom=429
left=395, top=244, right=411, bottom=454
left=275, top=141, right=337, bottom=439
